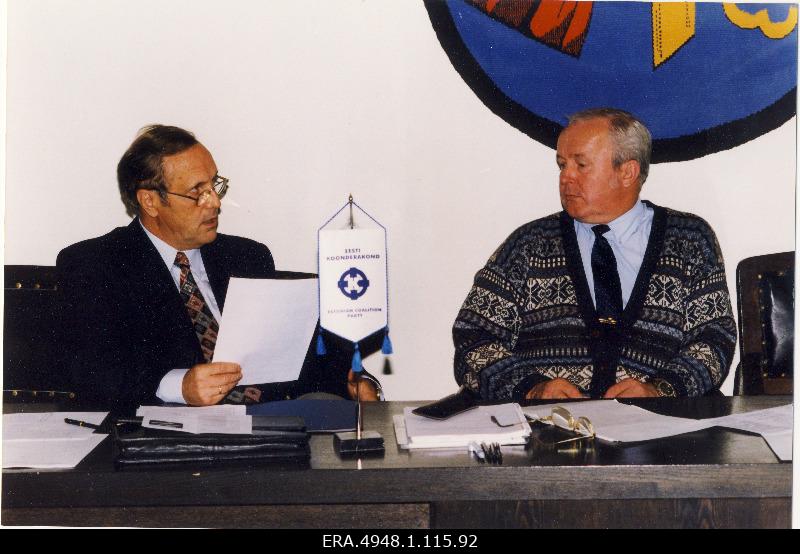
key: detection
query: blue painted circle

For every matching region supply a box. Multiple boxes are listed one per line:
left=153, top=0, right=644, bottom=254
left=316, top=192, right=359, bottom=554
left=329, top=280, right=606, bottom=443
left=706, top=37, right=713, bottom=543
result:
left=427, top=1, right=796, bottom=160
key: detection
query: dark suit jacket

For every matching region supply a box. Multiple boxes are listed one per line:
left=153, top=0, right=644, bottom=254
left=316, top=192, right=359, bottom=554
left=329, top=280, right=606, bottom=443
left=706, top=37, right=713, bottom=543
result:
left=57, top=219, right=373, bottom=413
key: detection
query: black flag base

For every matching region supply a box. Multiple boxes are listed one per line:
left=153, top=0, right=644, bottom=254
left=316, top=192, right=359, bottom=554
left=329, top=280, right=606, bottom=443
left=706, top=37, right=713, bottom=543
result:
left=334, top=430, right=385, bottom=456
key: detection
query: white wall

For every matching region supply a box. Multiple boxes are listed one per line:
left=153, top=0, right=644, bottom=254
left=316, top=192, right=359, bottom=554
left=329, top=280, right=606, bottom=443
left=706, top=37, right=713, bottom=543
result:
left=4, top=0, right=796, bottom=399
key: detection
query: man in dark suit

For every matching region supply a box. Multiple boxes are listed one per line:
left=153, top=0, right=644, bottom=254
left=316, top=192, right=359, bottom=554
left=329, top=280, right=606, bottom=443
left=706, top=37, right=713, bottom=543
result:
left=58, top=125, right=379, bottom=412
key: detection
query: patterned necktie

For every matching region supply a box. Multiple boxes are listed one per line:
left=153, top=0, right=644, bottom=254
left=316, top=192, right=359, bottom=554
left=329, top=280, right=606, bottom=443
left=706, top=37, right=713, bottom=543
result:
left=174, top=251, right=219, bottom=363
left=589, top=225, right=623, bottom=397
left=591, top=224, right=623, bottom=321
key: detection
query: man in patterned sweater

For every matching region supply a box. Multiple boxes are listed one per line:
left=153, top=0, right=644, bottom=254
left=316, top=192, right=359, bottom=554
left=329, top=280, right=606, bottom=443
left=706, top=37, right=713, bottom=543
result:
left=453, top=108, right=736, bottom=400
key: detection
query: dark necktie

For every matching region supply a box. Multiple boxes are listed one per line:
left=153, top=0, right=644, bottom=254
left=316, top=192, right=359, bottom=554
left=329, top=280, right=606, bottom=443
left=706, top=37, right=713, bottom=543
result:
left=589, top=224, right=623, bottom=397
left=591, top=224, right=623, bottom=321
left=174, top=252, right=219, bottom=363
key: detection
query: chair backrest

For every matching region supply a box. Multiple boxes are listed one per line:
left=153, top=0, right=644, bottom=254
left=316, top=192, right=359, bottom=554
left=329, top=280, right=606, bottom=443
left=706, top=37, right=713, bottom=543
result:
left=3, top=265, right=76, bottom=403
left=735, top=252, right=794, bottom=395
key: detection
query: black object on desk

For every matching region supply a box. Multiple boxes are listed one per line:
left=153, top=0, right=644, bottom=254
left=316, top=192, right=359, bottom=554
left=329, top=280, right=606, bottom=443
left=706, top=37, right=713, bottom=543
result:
left=411, top=386, right=478, bottom=419
left=112, top=415, right=310, bottom=467
left=333, top=430, right=384, bottom=456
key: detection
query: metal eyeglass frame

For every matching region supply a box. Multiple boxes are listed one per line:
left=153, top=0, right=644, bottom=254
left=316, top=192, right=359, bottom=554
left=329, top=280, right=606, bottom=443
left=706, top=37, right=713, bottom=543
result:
left=163, top=175, right=229, bottom=207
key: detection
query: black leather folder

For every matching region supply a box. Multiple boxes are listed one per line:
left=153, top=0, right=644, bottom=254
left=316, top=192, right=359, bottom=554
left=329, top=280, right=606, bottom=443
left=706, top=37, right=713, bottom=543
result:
left=112, top=415, right=310, bottom=467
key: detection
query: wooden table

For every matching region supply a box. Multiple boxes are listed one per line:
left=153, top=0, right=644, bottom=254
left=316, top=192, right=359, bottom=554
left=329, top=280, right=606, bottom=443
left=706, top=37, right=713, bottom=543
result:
left=1, top=396, right=792, bottom=528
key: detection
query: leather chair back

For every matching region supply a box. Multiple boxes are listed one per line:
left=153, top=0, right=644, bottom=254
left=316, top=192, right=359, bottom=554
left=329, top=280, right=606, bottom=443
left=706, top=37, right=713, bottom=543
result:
left=3, top=265, right=76, bottom=403
left=734, top=252, right=794, bottom=395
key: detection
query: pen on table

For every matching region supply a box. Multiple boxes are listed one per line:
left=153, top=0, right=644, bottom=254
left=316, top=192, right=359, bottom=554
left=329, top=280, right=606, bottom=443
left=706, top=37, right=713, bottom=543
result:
left=148, top=419, right=183, bottom=429
left=64, top=418, right=101, bottom=430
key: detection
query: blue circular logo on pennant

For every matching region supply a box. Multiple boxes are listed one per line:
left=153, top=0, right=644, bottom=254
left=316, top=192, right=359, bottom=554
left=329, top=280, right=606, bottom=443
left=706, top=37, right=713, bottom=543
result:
left=338, top=267, right=370, bottom=300
left=425, top=1, right=797, bottom=162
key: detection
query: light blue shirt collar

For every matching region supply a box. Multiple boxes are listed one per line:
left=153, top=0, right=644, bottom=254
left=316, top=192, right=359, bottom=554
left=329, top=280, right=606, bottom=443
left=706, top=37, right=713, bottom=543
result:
left=574, top=200, right=654, bottom=308
left=139, top=219, right=203, bottom=277
left=575, top=199, right=648, bottom=244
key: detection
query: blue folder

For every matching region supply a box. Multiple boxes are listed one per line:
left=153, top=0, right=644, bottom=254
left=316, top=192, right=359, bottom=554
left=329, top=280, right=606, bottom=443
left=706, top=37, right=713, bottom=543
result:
left=247, top=399, right=357, bottom=433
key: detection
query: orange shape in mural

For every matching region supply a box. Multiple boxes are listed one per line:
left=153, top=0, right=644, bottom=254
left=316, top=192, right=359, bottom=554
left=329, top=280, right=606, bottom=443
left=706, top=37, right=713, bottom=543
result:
left=529, top=1, right=593, bottom=56
left=468, top=0, right=593, bottom=57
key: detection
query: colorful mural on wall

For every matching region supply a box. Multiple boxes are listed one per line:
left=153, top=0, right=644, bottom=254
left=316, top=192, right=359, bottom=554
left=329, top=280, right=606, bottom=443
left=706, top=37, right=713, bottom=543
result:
left=425, top=1, right=797, bottom=162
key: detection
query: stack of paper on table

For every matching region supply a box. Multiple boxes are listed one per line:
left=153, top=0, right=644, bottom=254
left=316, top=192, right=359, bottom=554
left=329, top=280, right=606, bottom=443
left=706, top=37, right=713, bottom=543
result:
left=2, top=412, right=108, bottom=469
left=138, top=404, right=252, bottom=434
left=395, top=404, right=530, bottom=449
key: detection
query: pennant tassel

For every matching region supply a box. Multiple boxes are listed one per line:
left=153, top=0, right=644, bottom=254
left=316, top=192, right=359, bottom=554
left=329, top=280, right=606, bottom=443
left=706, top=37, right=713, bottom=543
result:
left=352, top=343, right=363, bottom=373
left=381, top=329, right=393, bottom=355
left=316, top=333, right=327, bottom=356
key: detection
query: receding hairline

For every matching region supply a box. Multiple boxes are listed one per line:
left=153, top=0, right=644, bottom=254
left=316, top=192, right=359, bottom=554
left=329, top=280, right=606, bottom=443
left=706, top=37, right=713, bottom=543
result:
left=556, top=117, right=615, bottom=152
left=160, top=143, right=216, bottom=190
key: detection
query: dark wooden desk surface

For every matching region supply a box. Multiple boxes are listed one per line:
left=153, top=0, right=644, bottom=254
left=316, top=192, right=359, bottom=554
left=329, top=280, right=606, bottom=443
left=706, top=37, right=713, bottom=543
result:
left=1, top=396, right=792, bottom=528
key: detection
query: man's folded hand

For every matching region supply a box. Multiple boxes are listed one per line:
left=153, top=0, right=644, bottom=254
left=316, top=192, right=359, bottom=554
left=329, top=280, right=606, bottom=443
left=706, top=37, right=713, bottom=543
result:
left=603, top=378, right=658, bottom=398
left=526, top=377, right=585, bottom=400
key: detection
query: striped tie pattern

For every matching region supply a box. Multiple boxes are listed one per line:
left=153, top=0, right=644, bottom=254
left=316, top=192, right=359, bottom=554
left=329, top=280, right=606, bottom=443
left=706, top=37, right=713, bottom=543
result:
left=174, top=251, right=219, bottom=363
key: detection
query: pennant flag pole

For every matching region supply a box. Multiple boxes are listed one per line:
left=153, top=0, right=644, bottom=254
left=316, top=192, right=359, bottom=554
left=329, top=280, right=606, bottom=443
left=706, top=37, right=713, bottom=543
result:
left=318, top=195, right=390, bottom=455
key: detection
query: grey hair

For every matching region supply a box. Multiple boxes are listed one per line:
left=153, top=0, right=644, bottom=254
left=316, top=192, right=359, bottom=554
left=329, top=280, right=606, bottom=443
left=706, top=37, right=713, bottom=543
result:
left=567, top=108, right=652, bottom=187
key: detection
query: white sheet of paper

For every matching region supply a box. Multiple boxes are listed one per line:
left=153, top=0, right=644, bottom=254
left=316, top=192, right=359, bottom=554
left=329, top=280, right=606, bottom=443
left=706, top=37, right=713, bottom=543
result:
left=137, top=405, right=246, bottom=418
left=523, top=401, right=711, bottom=442
left=401, top=404, right=530, bottom=448
left=212, top=277, right=319, bottom=385
left=523, top=400, right=793, bottom=456
left=2, top=412, right=108, bottom=441
left=2, top=435, right=107, bottom=469
left=705, top=403, right=793, bottom=435
left=2, top=412, right=109, bottom=469
left=761, top=430, right=793, bottom=461
left=706, top=403, right=793, bottom=460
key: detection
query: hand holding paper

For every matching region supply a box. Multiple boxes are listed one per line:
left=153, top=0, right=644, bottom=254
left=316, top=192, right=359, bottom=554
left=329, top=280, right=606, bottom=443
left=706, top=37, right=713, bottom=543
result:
left=182, top=362, right=242, bottom=406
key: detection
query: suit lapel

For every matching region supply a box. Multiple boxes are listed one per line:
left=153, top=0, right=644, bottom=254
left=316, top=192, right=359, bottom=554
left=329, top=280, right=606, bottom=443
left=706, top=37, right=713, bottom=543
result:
left=122, top=219, right=204, bottom=359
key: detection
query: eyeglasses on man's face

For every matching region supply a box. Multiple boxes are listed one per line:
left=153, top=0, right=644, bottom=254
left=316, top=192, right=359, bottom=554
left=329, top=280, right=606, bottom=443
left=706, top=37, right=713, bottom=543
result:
left=163, top=175, right=229, bottom=207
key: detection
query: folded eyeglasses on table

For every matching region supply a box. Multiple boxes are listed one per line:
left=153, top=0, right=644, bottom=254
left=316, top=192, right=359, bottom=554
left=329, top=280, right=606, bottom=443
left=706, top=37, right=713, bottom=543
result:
left=526, top=406, right=596, bottom=444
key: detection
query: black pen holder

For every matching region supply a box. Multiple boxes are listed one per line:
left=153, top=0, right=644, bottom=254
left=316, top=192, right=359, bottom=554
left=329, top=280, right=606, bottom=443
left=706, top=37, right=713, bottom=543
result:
left=333, top=431, right=385, bottom=456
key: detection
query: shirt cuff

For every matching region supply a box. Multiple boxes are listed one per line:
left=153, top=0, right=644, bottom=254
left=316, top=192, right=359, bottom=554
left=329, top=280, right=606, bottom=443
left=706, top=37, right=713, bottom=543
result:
left=156, top=368, right=190, bottom=404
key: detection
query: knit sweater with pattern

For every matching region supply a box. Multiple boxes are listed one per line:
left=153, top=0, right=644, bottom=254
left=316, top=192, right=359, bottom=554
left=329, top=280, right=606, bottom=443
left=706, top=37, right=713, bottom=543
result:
left=453, top=202, right=736, bottom=400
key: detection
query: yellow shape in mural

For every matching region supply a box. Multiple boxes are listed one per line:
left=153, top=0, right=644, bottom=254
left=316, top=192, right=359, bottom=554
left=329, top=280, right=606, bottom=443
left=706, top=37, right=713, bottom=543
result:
left=652, top=2, right=696, bottom=68
left=723, top=3, right=797, bottom=40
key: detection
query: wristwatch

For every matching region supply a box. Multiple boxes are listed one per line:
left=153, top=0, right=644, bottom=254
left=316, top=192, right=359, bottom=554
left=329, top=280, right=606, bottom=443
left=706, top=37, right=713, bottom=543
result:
left=359, top=372, right=385, bottom=401
left=652, top=378, right=676, bottom=398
